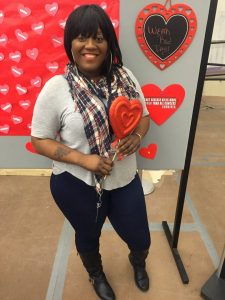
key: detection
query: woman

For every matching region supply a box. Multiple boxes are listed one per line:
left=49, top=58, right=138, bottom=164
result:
left=31, top=4, right=150, bottom=300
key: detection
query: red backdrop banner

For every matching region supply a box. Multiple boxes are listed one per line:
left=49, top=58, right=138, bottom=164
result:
left=0, top=0, right=119, bottom=135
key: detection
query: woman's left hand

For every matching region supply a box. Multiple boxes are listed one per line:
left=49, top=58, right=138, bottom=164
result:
left=116, top=134, right=141, bottom=157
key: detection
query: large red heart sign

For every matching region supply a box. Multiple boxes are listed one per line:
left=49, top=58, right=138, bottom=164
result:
left=135, top=3, right=197, bottom=70
left=109, top=96, right=143, bottom=139
left=142, top=84, right=185, bottom=126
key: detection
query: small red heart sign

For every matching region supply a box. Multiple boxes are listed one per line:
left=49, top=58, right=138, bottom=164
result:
left=135, top=3, right=197, bottom=70
left=25, top=141, right=37, bottom=154
left=139, top=144, right=157, bottom=160
left=109, top=96, right=143, bottom=139
left=142, top=84, right=185, bottom=126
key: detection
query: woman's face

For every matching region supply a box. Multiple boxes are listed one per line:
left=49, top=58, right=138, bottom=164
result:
left=71, top=28, right=108, bottom=80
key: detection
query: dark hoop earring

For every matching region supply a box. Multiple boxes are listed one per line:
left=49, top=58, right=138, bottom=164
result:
left=71, top=49, right=75, bottom=63
left=108, top=51, right=113, bottom=74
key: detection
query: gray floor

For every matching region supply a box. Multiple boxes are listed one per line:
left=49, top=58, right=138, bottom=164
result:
left=0, top=95, right=224, bottom=300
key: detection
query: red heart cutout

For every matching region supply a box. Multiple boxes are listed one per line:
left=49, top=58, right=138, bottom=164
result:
left=139, top=144, right=157, bottom=160
left=135, top=3, right=197, bottom=70
left=0, top=124, right=10, bottom=134
left=109, top=96, right=143, bottom=139
left=142, top=84, right=185, bottom=125
left=0, top=102, right=12, bottom=113
left=25, top=142, right=37, bottom=154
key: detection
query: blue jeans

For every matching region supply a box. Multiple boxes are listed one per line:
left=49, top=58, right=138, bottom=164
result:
left=50, top=172, right=151, bottom=253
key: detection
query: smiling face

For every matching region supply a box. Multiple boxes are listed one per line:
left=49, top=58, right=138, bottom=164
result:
left=71, top=29, right=108, bottom=80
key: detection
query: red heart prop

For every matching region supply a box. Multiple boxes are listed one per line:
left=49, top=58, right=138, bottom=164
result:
left=142, top=84, right=185, bottom=125
left=0, top=1, right=119, bottom=136
left=139, top=144, right=157, bottom=160
left=25, top=141, right=37, bottom=154
left=109, top=96, right=143, bottom=139
left=135, top=3, right=197, bottom=70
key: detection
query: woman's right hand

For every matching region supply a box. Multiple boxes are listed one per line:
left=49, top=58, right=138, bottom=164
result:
left=82, top=154, right=113, bottom=176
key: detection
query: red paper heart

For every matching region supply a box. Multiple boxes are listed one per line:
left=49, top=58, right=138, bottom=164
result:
left=139, top=144, right=157, bottom=160
left=25, top=142, right=37, bottom=154
left=142, top=84, right=185, bottom=125
left=9, top=51, right=21, bottom=62
left=109, top=96, right=143, bottom=139
left=0, top=124, right=10, bottom=134
left=19, top=100, right=31, bottom=110
left=0, top=34, right=8, bottom=46
left=1, top=102, right=12, bottom=113
left=0, top=10, right=4, bottom=24
left=11, top=115, right=23, bottom=124
left=0, top=52, right=4, bottom=61
left=135, top=3, right=197, bottom=70
left=18, top=4, right=31, bottom=18
left=0, top=84, right=9, bottom=95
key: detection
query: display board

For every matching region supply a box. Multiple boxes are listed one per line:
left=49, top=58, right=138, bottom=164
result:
left=120, top=0, right=211, bottom=170
left=0, top=0, right=213, bottom=169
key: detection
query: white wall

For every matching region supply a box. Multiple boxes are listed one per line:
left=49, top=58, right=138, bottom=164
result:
left=208, top=0, right=225, bottom=64
left=204, top=0, right=225, bottom=97
left=203, top=81, right=225, bottom=97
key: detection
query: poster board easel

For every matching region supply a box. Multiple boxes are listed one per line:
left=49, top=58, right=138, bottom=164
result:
left=161, top=0, right=218, bottom=284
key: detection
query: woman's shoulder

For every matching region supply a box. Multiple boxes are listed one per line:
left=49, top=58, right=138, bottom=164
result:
left=121, top=66, right=141, bottom=86
left=43, top=74, right=67, bottom=90
left=121, top=66, right=137, bottom=81
left=39, top=75, right=70, bottom=100
left=122, top=66, right=132, bottom=74
left=122, top=65, right=134, bottom=74
left=36, top=75, right=70, bottom=108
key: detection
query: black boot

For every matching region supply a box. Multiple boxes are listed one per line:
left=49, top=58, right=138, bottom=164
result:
left=128, top=250, right=149, bottom=292
left=79, top=249, right=116, bottom=300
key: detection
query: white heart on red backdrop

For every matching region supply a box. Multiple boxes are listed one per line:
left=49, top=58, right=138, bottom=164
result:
left=58, top=19, right=66, bottom=29
left=100, top=2, right=107, bottom=10
left=31, top=22, right=44, bottom=35
left=16, top=84, right=27, bottom=95
left=0, top=124, right=10, bottom=134
left=0, top=84, right=9, bottom=95
left=11, top=66, right=24, bottom=77
left=9, top=51, right=22, bottom=62
left=0, top=10, right=4, bottom=24
left=15, top=29, right=28, bottom=42
left=0, top=34, right=8, bottom=46
left=51, top=36, right=63, bottom=47
left=19, top=100, right=31, bottom=110
left=18, top=4, right=31, bottom=18
left=111, top=19, right=119, bottom=28
left=26, top=48, right=39, bottom=60
left=46, top=62, right=59, bottom=73
left=45, top=2, right=58, bottom=16
left=1, top=103, right=12, bottom=113
left=11, top=115, right=23, bottom=124
left=0, top=52, right=4, bottom=61
left=30, top=76, right=42, bottom=87
left=27, top=123, right=32, bottom=130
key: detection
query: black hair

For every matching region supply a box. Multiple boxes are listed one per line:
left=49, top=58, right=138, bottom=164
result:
left=64, top=4, right=123, bottom=76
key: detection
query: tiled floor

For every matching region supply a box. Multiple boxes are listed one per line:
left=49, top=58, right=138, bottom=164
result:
left=0, top=95, right=224, bottom=300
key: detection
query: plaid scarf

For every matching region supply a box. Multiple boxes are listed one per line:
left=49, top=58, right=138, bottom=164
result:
left=64, top=63, right=140, bottom=187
